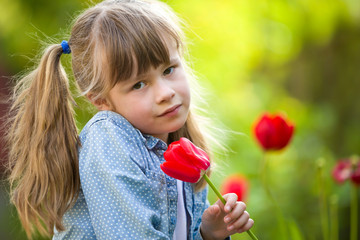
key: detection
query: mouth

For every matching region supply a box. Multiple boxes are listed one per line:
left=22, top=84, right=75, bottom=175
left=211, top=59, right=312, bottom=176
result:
left=158, top=104, right=182, bottom=117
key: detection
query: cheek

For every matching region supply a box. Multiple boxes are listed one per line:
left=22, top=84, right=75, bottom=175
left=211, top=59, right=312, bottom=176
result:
left=125, top=100, right=150, bottom=116
left=182, top=83, right=191, bottom=106
left=132, top=97, right=157, bottom=120
left=176, top=75, right=191, bottom=103
left=111, top=96, right=149, bottom=121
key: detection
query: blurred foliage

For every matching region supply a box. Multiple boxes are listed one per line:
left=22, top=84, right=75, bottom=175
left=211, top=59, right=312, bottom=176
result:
left=0, top=0, right=359, bottom=239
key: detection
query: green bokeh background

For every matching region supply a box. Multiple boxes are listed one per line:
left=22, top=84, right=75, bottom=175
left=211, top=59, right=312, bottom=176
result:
left=0, top=0, right=359, bottom=239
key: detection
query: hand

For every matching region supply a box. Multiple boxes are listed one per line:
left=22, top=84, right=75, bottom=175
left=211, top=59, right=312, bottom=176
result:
left=200, top=193, right=254, bottom=240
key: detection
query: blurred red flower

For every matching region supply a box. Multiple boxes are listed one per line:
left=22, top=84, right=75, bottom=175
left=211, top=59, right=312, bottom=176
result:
left=351, top=168, right=360, bottom=185
left=332, top=160, right=352, bottom=184
left=332, top=158, right=360, bottom=185
left=253, top=113, right=295, bottom=151
left=220, top=174, right=249, bottom=202
left=161, top=137, right=210, bottom=183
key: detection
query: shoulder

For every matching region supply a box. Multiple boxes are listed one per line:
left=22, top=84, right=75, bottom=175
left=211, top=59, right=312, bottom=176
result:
left=79, top=110, right=143, bottom=144
left=78, top=111, right=150, bottom=171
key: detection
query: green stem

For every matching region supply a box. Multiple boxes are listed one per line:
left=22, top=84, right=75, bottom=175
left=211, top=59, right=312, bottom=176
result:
left=351, top=183, right=358, bottom=240
left=202, top=174, right=259, bottom=240
left=260, top=154, right=278, bottom=206
left=203, top=174, right=226, bottom=205
left=329, top=195, right=338, bottom=240
left=317, top=158, right=329, bottom=240
left=260, top=153, right=288, bottom=239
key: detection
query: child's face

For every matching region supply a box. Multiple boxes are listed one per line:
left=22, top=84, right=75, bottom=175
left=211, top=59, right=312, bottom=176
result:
left=105, top=40, right=190, bottom=142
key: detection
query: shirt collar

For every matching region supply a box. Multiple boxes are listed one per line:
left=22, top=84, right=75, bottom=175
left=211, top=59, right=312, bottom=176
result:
left=96, top=111, right=168, bottom=151
left=140, top=133, right=168, bottom=151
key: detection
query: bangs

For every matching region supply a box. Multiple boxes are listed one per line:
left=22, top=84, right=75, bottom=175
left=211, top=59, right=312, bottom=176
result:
left=96, top=6, right=182, bottom=86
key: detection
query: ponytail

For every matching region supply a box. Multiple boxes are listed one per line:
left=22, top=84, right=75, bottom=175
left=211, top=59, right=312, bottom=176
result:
left=6, top=44, right=80, bottom=238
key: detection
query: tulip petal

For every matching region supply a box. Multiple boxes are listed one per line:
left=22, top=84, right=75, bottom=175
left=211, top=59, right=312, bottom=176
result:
left=164, top=143, right=210, bottom=174
left=164, top=145, right=193, bottom=166
left=164, top=141, right=195, bottom=167
left=272, top=116, right=294, bottom=150
left=160, top=161, right=201, bottom=183
left=332, top=160, right=352, bottom=184
left=350, top=161, right=360, bottom=185
left=351, top=169, right=360, bottom=185
left=166, top=140, right=180, bottom=153
left=179, top=138, right=210, bottom=170
left=254, top=114, right=275, bottom=150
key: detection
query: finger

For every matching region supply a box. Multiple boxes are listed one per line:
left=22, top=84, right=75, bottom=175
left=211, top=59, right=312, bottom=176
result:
left=236, top=218, right=254, bottom=233
left=213, top=197, right=226, bottom=209
left=227, top=211, right=250, bottom=231
left=204, top=204, right=221, bottom=219
left=210, top=204, right=221, bottom=217
left=223, top=193, right=238, bottom=212
left=224, top=201, right=246, bottom=223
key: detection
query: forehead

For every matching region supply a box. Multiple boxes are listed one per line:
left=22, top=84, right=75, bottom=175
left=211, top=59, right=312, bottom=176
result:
left=131, top=36, right=180, bottom=78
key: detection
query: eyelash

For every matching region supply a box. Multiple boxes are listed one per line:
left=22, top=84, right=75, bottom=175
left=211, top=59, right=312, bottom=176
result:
left=131, top=65, right=177, bottom=90
left=163, top=65, right=176, bottom=76
left=132, top=81, right=146, bottom=90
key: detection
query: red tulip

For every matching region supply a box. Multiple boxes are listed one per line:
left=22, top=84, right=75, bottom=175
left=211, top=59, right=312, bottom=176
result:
left=253, top=113, right=295, bottom=151
left=161, top=137, right=210, bottom=183
left=221, top=174, right=249, bottom=202
left=332, top=160, right=352, bottom=184
left=351, top=168, right=360, bottom=185
left=332, top=158, right=360, bottom=185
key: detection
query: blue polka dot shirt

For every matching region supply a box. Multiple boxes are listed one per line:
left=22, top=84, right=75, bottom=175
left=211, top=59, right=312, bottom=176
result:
left=53, top=111, right=209, bottom=239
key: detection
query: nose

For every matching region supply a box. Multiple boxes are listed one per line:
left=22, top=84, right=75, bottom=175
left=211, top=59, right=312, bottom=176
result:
left=155, top=79, right=175, bottom=104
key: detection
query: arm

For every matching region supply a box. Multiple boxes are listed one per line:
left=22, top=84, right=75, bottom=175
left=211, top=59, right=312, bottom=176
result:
left=79, top=119, right=169, bottom=240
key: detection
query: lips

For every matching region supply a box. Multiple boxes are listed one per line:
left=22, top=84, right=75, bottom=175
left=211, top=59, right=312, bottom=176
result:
left=159, top=104, right=181, bottom=117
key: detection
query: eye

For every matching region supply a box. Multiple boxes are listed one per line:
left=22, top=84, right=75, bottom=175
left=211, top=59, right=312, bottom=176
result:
left=163, top=66, right=175, bottom=76
left=132, top=81, right=146, bottom=90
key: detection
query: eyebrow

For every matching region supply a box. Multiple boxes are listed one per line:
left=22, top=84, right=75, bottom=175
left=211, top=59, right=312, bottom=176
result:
left=133, top=57, right=180, bottom=80
left=168, top=57, right=179, bottom=63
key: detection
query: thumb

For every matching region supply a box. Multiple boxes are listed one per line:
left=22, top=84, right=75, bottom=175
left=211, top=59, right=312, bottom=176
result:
left=203, top=204, right=221, bottom=220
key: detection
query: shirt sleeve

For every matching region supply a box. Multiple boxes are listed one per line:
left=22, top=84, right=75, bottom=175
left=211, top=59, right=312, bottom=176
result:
left=192, top=188, right=210, bottom=240
left=79, top=119, right=169, bottom=239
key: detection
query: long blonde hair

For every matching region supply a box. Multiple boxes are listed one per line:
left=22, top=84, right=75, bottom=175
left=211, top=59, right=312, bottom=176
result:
left=6, top=0, right=211, bottom=238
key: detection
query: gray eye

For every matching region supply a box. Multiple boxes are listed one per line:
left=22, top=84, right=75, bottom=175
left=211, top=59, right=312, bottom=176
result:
left=163, top=67, right=174, bottom=75
left=133, top=81, right=146, bottom=90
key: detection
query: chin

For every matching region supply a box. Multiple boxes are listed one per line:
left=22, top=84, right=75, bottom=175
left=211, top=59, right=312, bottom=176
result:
left=171, top=118, right=187, bottom=131
left=158, top=124, right=184, bottom=136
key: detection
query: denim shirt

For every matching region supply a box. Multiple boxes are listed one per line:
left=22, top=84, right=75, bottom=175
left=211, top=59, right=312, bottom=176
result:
left=53, top=110, right=209, bottom=239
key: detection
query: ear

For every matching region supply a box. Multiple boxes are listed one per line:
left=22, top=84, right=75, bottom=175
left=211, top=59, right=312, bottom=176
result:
left=87, top=93, right=112, bottom=111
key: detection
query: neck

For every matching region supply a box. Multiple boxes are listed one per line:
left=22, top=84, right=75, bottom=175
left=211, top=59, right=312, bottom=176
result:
left=152, top=133, right=169, bottom=143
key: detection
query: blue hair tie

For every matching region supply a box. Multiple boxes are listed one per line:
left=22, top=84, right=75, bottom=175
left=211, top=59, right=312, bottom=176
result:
left=61, top=40, right=71, bottom=54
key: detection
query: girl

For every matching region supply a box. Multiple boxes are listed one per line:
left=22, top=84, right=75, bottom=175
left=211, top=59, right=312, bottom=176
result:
left=6, top=0, right=254, bottom=239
